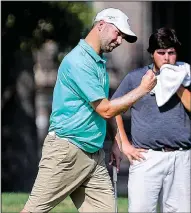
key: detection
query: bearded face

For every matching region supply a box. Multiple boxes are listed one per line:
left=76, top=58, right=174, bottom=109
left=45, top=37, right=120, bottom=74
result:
left=99, top=23, right=123, bottom=53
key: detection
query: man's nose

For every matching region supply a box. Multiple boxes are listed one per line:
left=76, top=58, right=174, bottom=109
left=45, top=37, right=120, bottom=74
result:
left=117, top=36, right=123, bottom=45
left=164, top=52, right=169, bottom=60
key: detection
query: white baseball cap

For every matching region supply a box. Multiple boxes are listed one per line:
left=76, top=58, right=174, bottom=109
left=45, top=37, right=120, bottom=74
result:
left=94, top=8, right=137, bottom=43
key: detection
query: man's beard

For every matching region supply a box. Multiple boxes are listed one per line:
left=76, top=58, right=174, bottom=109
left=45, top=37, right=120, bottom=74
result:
left=101, top=42, right=118, bottom=53
left=104, top=45, right=115, bottom=52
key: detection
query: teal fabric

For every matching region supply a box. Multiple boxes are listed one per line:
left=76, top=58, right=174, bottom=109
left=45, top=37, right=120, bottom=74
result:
left=49, top=39, right=109, bottom=153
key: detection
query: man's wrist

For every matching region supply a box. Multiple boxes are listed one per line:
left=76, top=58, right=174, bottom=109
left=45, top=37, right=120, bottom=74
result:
left=137, top=85, right=149, bottom=95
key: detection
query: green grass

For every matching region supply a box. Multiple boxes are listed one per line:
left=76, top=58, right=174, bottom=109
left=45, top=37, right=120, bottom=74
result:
left=2, top=193, right=128, bottom=212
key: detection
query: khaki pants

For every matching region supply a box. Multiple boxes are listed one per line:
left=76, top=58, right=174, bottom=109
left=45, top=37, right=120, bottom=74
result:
left=24, top=134, right=115, bottom=212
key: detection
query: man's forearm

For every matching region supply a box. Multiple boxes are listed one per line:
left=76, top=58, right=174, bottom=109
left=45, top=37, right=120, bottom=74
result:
left=177, top=85, right=191, bottom=112
left=115, top=115, right=131, bottom=143
left=107, top=117, right=118, bottom=142
left=92, top=70, right=156, bottom=119
left=109, top=86, right=147, bottom=116
left=92, top=86, right=147, bottom=119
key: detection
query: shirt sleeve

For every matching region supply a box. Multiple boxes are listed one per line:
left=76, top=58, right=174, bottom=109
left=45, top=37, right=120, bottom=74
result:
left=111, top=73, right=133, bottom=100
left=62, top=59, right=106, bottom=103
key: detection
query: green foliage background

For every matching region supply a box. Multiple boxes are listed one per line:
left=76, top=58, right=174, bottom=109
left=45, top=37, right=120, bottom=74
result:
left=2, top=1, right=96, bottom=192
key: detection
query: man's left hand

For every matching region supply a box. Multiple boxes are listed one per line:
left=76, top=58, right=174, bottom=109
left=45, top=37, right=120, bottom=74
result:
left=109, top=141, right=122, bottom=173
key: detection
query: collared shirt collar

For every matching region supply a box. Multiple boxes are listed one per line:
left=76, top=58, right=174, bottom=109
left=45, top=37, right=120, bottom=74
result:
left=148, top=63, right=160, bottom=76
left=148, top=63, right=154, bottom=70
left=79, top=39, right=107, bottom=63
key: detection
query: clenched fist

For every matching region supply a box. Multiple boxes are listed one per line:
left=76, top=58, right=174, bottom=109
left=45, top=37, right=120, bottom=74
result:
left=140, top=69, right=157, bottom=93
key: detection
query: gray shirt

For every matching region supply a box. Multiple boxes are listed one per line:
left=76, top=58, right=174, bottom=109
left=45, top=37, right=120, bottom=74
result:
left=112, top=62, right=191, bottom=149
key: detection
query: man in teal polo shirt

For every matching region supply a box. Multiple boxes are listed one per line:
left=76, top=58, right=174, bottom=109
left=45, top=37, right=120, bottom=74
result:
left=21, top=8, right=156, bottom=213
left=49, top=39, right=110, bottom=153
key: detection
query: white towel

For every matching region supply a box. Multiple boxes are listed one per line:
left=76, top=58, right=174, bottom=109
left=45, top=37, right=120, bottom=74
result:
left=150, top=63, right=191, bottom=107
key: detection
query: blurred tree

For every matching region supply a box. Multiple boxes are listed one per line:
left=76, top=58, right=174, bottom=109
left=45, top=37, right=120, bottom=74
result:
left=2, top=1, right=94, bottom=192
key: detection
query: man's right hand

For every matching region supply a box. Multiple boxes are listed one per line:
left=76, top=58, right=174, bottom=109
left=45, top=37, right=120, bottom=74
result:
left=140, top=69, right=157, bottom=93
left=122, top=142, right=148, bottom=165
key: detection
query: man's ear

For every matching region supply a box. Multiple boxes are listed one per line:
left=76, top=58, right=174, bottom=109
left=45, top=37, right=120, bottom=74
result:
left=97, top=20, right=105, bottom=31
left=151, top=53, right=154, bottom=58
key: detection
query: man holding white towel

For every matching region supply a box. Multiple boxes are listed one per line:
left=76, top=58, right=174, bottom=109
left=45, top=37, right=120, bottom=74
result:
left=111, top=27, right=191, bottom=212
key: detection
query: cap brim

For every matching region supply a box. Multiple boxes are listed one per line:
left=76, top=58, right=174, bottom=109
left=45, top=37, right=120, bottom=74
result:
left=120, top=27, right=137, bottom=43
left=125, top=34, right=137, bottom=43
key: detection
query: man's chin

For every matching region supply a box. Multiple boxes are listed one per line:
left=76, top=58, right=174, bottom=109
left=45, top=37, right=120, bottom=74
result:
left=102, top=49, right=112, bottom=53
left=107, top=49, right=113, bottom=53
left=105, top=47, right=116, bottom=53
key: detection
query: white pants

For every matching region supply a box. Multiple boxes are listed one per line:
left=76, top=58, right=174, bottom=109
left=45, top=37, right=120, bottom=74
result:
left=128, top=149, right=191, bottom=213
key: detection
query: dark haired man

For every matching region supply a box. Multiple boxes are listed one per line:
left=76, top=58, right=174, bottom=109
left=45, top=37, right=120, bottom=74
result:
left=112, top=27, right=191, bottom=212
